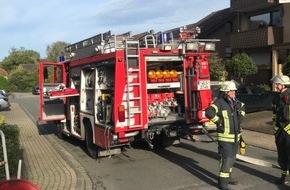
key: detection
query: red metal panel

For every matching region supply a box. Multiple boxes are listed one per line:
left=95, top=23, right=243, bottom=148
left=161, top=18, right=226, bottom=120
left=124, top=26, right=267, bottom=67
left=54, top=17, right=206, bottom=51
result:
left=38, top=62, right=67, bottom=121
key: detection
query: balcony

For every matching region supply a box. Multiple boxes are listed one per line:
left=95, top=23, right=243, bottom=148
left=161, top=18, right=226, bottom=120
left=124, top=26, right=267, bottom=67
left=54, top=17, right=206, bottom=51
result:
left=230, top=0, right=278, bottom=12
left=230, top=27, right=283, bottom=49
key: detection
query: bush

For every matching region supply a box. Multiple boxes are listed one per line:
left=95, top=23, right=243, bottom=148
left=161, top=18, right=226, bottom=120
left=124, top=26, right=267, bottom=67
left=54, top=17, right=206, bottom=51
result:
left=0, top=123, right=21, bottom=181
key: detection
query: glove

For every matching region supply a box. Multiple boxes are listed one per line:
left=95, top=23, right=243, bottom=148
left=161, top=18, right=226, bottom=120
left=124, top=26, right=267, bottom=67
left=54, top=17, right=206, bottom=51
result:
left=239, top=136, right=246, bottom=155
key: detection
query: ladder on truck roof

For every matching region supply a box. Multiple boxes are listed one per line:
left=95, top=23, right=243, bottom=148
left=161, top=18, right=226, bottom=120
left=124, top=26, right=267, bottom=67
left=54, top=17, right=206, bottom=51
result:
left=124, top=40, right=143, bottom=128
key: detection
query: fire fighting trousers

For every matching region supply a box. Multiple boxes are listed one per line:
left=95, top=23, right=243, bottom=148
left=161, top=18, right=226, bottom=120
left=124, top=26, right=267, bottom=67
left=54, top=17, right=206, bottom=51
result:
left=218, top=141, right=239, bottom=189
left=275, top=129, right=290, bottom=175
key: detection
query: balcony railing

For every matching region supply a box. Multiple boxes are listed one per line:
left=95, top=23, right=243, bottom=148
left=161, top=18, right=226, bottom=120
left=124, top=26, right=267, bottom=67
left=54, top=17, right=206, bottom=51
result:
left=230, top=27, right=283, bottom=49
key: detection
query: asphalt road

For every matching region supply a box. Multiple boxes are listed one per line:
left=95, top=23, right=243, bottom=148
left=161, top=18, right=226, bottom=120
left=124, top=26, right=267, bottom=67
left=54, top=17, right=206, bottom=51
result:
left=10, top=93, right=289, bottom=190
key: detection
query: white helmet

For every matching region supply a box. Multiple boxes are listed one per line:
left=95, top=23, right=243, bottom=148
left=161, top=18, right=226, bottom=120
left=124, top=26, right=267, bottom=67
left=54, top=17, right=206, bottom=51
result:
left=220, top=80, right=237, bottom=92
left=271, top=75, right=290, bottom=85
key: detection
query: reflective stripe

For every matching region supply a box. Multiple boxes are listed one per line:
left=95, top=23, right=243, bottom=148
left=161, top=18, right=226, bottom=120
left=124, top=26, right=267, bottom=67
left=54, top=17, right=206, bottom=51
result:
left=218, top=133, right=241, bottom=142
left=240, top=110, right=245, bottom=117
left=281, top=170, right=289, bottom=175
left=240, top=103, right=245, bottom=116
left=211, top=115, right=219, bottom=123
left=273, top=125, right=279, bottom=131
left=284, top=123, right=290, bottom=135
left=222, top=110, right=230, bottom=134
left=210, top=104, right=220, bottom=123
left=219, top=172, right=230, bottom=178
left=212, top=104, right=218, bottom=112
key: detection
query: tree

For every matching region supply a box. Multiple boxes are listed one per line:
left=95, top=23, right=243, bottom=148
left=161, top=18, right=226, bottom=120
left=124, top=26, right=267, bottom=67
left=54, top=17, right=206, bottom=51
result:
left=0, top=75, right=8, bottom=91
left=208, top=53, right=227, bottom=81
left=46, top=41, right=70, bottom=62
left=225, top=52, right=257, bottom=84
left=8, top=66, right=38, bottom=92
left=282, top=55, right=290, bottom=76
left=0, top=47, right=40, bottom=72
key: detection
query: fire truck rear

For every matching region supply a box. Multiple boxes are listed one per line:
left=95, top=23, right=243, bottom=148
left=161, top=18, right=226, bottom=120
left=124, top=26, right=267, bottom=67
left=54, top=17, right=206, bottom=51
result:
left=38, top=27, right=218, bottom=158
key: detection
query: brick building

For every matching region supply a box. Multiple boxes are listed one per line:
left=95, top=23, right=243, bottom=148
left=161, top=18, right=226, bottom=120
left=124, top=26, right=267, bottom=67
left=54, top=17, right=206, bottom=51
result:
left=162, top=0, right=290, bottom=85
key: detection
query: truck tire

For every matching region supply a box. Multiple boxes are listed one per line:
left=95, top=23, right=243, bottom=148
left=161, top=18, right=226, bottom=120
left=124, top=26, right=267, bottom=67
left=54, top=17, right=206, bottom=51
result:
left=56, top=123, right=66, bottom=140
left=85, top=125, right=97, bottom=159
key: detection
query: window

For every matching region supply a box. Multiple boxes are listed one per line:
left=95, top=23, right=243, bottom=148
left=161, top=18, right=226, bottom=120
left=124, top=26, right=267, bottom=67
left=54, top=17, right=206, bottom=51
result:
left=225, top=47, right=232, bottom=58
left=271, top=11, right=282, bottom=27
left=250, top=10, right=281, bottom=30
left=225, top=22, right=233, bottom=33
left=250, top=13, right=269, bottom=29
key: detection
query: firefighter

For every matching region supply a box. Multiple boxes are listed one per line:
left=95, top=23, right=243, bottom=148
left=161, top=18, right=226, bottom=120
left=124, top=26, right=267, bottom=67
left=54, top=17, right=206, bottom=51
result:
left=205, top=80, right=245, bottom=190
left=271, top=74, right=290, bottom=184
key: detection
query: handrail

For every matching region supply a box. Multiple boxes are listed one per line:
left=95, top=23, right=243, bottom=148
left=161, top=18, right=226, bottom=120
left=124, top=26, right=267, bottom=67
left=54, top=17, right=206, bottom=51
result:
left=0, top=130, right=10, bottom=180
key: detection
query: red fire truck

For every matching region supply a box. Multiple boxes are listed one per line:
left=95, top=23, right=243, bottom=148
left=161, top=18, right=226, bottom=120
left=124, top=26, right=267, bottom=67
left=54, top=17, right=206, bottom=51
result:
left=38, top=27, right=218, bottom=158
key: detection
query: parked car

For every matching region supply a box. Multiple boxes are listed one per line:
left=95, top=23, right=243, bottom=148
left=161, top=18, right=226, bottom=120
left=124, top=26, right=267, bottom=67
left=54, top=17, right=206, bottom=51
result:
left=0, top=89, right=6, bottom=97
left=32, top=86, right=40, bottom=95
left=211, top=82, right=273, bottom=113
left=0, top=94, right=10, bottom=110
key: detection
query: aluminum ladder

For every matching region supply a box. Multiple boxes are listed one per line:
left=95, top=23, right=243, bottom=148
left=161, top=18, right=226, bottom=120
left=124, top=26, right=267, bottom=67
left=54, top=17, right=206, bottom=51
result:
left=124, top=40, right=143, bottom=128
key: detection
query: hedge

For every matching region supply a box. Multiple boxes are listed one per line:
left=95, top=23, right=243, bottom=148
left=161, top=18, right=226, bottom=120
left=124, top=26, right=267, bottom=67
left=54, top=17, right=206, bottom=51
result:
left=0, top=123, right=21, bottom=181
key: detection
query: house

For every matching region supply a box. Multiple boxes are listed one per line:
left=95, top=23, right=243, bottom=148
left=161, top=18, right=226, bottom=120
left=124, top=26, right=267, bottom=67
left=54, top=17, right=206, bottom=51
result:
left=163, top=1, right=290, bottom=85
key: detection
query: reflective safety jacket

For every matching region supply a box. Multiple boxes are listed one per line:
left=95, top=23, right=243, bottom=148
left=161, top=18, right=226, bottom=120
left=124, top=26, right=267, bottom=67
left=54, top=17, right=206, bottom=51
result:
left=205, top=97, right=245, bottom=142
left=272, top=88, right=290, bottom=135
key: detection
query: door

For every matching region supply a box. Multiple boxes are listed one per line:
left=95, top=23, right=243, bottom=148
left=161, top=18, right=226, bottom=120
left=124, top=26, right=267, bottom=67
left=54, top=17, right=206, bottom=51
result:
left=39, top=62, right=67, bottom=121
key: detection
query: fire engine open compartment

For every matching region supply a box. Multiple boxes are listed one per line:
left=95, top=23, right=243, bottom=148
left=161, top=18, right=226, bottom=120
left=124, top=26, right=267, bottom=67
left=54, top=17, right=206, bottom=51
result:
left=80, top=64, right=115, bottom=124
left=145, top=57, right=186, bottom=125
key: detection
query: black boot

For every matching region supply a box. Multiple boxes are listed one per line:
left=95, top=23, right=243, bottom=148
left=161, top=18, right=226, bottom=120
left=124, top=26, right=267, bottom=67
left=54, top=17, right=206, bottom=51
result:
left=218, top=177, right=233, bottom=190
left=228, top=178, right=238, bottom=185
left=275, top=174, right=288, bottom=184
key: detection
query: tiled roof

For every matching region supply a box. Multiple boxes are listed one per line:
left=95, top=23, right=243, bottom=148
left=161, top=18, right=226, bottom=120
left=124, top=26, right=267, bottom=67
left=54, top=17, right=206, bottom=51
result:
left=196, top=8, right=235, bottom=38
left=132, top=8, right=233, bottom=40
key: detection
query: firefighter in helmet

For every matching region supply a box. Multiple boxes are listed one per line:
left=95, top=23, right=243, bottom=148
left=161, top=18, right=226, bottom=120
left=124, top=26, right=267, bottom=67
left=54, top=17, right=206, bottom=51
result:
left=271, top=74, right=290, bottom=184
left=205, top=80, right=245, bottom=190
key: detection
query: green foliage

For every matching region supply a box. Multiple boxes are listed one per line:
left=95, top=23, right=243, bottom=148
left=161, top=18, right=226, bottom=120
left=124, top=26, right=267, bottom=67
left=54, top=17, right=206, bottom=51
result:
left=46, top=41, right=70, bottom=62
left=208, top=53, right=227, bottom=81
left=282, top=55, right=290, bottom=76
left=7, top=67, right=38, bottom=92
left=225, top=52, right=257, bottom=84
left=0, top=47, right=40, bottom=72
left=0, top=76, right=8, bottom=92
left=0, top=123, right=21, bottom=179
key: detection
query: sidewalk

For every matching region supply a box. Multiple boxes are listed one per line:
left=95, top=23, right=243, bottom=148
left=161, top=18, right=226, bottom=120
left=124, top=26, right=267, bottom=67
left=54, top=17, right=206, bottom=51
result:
left=241, top=110, right=276, bottom=152
left=1, top=103, right=91, bottom=190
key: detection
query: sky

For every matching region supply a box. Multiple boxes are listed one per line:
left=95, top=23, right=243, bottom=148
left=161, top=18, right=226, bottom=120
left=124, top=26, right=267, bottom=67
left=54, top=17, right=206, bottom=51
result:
left=0, top=0, right=230, bottom=61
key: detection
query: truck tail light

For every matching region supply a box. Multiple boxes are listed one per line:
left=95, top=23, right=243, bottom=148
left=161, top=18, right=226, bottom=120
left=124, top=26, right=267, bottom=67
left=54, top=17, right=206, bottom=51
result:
left=118, top=105, right=125, bottom=122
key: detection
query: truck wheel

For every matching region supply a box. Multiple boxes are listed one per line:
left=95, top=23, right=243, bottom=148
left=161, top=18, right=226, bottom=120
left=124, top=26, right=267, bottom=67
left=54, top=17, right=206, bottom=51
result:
left=85, top=125, right=97, bottom=159
left=56, top=123, right=65, bottom=140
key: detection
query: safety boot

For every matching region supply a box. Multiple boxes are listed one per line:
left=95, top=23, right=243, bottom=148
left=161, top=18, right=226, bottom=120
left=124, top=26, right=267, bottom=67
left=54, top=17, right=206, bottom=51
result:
left=274, top=174, right=288, bottom=184
left=218, top=178, right=233, bottom=190
left=228, top=178, right=238, bottom=185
